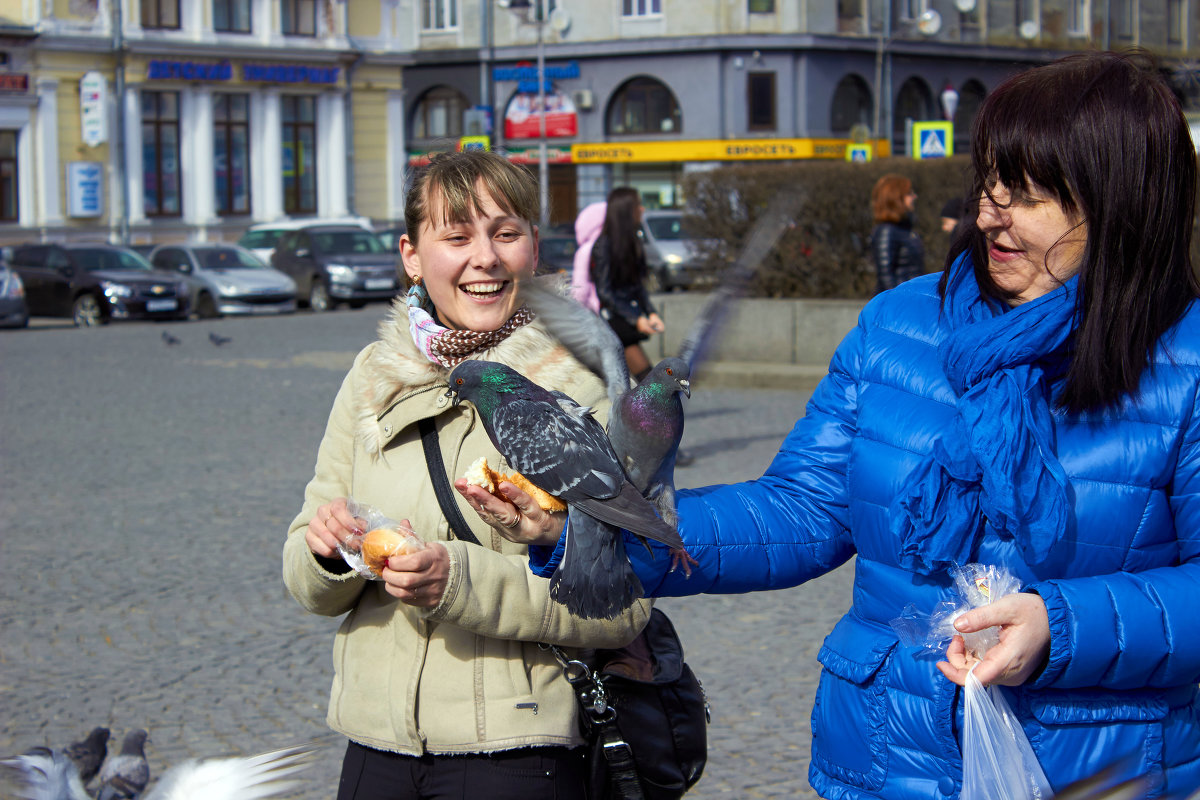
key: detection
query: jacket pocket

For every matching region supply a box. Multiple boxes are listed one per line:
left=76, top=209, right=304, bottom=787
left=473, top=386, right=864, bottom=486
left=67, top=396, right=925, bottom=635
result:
left=811, top=614, right=897, bottom=791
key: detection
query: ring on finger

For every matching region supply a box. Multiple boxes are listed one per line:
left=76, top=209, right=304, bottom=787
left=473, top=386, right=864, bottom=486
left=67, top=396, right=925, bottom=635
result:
left=500, top=510, right=522, bottom=529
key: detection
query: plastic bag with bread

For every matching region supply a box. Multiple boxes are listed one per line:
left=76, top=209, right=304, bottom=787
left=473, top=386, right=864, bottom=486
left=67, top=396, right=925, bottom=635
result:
left=462, top=456, right=567, bottom=513
left=334, top=498, right=426, bottom=580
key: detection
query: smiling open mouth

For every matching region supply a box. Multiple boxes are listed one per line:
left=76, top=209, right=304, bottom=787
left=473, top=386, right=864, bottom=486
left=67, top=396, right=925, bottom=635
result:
left=461, top=281, right=507, bottom=297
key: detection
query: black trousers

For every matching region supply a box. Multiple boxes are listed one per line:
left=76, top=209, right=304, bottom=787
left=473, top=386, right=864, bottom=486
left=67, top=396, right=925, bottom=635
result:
left=336, top=740, right=588, bottom=800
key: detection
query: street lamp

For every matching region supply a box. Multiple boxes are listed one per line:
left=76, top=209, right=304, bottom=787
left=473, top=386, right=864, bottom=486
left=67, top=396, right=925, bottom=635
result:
left=500, top=0, right=550, bottom=231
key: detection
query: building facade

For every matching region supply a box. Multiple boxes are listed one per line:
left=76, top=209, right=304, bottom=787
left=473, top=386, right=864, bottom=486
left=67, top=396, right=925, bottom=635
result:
left=402, top=0, right=1200, bottom=224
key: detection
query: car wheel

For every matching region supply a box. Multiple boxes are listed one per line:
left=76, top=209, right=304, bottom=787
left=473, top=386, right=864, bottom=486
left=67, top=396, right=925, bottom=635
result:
left=195, top=293, right=219, bottom=319
left=309, top=280, right=333, bottom=312
left=72, top=294, right=105, bottom=327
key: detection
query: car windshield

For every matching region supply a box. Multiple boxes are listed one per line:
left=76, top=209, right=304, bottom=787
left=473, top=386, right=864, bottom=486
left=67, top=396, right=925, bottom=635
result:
left=196, top=247, right=267, bottom=270
left=645, top=216, right=684, bottom=241
left=240, top=229, right=285, bottom=249
left=311, top=230, right=387, bottom=255
left=72, top=248, right=153, bottom=272
left=541, top=238, right=577, bottom=260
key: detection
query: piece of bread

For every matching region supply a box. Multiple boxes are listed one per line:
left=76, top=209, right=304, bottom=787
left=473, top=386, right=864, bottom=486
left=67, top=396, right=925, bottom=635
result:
left=463, top=457, right=567, bottom=513
left=361, top=527, right=425, bottom=576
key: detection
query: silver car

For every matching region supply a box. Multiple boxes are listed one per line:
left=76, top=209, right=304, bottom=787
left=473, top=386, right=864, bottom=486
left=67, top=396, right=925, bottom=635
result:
left=641, top=210, right=721, bottom=292
left=150, top=244, right=297, bottom=318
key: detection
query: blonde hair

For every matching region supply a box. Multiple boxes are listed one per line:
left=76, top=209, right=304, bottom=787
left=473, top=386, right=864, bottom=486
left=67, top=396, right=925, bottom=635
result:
left=404, top=151, right=540, bottom=246
left=871, top=174, right=913, bottom=224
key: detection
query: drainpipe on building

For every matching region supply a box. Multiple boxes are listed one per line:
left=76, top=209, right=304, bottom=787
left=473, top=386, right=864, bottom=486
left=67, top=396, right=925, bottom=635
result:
left=113, top=0, right=129, bottom=245
left=343, top=45, right=363, bottom=218
left=481, top=0, right=493, bottom=131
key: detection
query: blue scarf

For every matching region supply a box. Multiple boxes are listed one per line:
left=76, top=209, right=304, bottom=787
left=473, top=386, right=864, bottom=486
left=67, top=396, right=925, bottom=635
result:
left=889, top=254, right=1077, bottom=574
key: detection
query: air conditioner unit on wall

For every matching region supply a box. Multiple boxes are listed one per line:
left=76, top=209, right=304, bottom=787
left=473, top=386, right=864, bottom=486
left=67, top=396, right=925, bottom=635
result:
left=573, top=89, right=594, bottom=110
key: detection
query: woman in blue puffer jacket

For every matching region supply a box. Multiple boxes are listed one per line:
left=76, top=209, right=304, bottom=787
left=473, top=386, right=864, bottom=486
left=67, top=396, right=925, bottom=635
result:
left=465, top=51, right=1200, bottom=798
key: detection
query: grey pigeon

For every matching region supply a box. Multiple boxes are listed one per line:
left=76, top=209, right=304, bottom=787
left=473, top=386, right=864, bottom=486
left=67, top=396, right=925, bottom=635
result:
left=208, top=332, right=231, bottom=346
left=161, top=331, right=181, bottom=346
left=63, top=726, right=108, bottom=785
left=1, top=746, right=91, bottom=800
left=96, top=729, right=149, bottom=800
left=447, top=360, right=683, bottom=618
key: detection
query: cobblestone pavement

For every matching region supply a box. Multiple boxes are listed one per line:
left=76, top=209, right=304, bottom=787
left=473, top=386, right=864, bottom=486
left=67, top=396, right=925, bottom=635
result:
left=0, top=305, right=852, bottom=799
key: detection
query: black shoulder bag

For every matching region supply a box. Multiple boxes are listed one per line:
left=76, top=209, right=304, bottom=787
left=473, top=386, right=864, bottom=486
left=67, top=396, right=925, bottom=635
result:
left=418, top=417, right=709, bottom=800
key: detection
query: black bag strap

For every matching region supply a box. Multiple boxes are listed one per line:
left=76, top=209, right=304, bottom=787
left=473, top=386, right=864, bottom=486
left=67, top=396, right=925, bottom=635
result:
left=418, top=416, right=481, bottom=546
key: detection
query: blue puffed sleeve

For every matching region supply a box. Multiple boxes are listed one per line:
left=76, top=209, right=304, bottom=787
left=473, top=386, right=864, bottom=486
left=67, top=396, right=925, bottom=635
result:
left=629, top=317, right=865, bottom=597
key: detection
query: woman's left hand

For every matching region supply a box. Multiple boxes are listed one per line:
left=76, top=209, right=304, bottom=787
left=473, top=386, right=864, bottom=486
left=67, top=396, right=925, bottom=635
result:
left=936, top=592, right=1051, bottom=687
left=454, top=478, right=565, bottom=546
left=378, top=541, right=450, bottom=608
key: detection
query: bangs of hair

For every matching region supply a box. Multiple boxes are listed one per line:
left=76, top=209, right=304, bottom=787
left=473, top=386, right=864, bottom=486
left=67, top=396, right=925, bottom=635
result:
left=405, top=151, right=539, bottom=243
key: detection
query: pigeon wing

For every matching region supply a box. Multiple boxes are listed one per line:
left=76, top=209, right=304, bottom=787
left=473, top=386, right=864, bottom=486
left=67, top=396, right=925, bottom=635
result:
left=1, top=748, right=92, bottom=800
left=143, top=743, right=316, bottom=800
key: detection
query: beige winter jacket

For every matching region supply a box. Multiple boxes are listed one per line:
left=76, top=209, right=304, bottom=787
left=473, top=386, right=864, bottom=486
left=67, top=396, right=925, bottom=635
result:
left=282, top=297, right=652, bottom=756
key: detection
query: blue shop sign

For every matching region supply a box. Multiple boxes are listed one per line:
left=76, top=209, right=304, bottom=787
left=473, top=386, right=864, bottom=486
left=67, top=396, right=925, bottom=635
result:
left=493, top=60, right=579, bottom=93
left=242, top=64, right=340, bottom=84
left=147, top=60, right=233, bottom=81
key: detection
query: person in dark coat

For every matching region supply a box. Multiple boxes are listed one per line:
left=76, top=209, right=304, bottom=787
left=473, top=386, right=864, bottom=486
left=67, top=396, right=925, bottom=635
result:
left=869, top=174, right=925, bottom=292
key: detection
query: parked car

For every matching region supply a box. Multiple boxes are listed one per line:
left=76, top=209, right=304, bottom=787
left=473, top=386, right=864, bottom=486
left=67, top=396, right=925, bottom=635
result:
left=0, top=260, right=28, bottom=328
left=9, top=243, right=189, bottom=326
left=238, top=216, right=372, bottom=264
left=149, top=243, right=297, bottom=318
left=270, top=224, right=400, bottom=311
left=641, top=210, right=722, bottom=292
left=538, top=233, right=577, bottom=275
left=374, top=224, right=407, bottom=254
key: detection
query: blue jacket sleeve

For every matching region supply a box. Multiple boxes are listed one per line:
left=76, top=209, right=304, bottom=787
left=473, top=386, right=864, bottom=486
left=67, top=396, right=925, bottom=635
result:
left=629, top=319, right=863, bottom=597
left=1030, top=380, right=1200, bottom=691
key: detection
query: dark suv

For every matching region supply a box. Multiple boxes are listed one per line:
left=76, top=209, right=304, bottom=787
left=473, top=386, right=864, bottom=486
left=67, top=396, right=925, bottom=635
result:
left=9, top=243, right=190, bottom=326
left=269, top=225, right=400, bottom=311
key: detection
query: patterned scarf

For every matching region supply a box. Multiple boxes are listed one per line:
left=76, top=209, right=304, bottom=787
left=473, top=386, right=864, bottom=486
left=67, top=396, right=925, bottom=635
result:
left=889, top=253, right=1078, bottom=574
left=406, top=282, right=535, bottom=369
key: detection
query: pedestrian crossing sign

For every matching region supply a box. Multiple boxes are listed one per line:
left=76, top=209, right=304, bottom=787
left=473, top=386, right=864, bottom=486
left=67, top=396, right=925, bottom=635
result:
left=911, top=121, right=954, bottom=159
left=845, top=143, right=873, bottom=163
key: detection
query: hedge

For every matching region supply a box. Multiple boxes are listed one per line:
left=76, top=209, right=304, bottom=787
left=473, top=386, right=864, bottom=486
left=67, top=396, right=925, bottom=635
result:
left=680, top=156, right=1200, bottom=299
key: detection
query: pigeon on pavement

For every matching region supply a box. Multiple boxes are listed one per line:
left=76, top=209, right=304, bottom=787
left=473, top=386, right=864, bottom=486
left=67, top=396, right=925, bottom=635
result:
left=63, top=727, right=109, bottom=786
left=161, top=331, right=181, bottom=346
left=96, top=729, right=149, bottom=800
left=447, top=360, right=683, bottom=618
left=208, top=332, right=231, bottom=346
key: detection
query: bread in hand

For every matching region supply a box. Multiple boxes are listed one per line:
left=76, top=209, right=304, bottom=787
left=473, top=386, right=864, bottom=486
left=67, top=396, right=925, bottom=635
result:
left=463, top=456, right=567, bottom=513
left=361, top=527, right=425, bottom=576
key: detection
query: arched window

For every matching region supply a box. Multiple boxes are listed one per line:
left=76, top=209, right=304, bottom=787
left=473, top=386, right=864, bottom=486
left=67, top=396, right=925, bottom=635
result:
left=953, top=79, right=987, bottom=153
left=412, top=86, right=469, bottom=139
left=830, top=74, right=872, bottom=135
left=606, top=77, right=682, bottom=135
left=894, top=76, right=933, bottom=153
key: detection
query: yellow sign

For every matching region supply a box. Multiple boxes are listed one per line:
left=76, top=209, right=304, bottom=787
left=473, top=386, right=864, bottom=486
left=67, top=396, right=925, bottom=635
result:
left=457, top=135, right=490, bottom=152
left=845, top=144, right=873, bottom=163
left=911, top=121, right=953, bottom=159
left=571, top=138, right=891, bottom=164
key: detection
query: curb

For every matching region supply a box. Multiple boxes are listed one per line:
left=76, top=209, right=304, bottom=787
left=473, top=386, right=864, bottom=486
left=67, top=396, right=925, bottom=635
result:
left=692, top=360, right=828, bottom=393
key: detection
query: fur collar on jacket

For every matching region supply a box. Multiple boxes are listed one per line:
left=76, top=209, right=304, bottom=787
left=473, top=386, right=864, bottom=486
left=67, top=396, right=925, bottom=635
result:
left=356, top=292, right=602, bottom=457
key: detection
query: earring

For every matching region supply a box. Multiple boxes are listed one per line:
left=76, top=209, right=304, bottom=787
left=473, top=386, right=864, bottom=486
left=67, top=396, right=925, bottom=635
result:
left=412, top=275, right=422, bottom=287
left=406, top=279, right=428, bottom=309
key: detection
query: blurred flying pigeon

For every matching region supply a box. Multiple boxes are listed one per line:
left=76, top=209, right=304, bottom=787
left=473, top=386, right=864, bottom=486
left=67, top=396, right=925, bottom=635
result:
left=1, top=746, right=91, bottom=800
left=447, top=360, right=683, bottom=618
left=96, top=729, right=149, bottom=800
left=161, top=331, right=181, bottom=346
left=64, top=727, right=109, bottom=785
left=208, top=332, right=231, bottom=346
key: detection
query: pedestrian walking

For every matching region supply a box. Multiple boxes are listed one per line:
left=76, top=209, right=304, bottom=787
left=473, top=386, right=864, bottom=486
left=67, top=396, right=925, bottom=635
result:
left=282, top=150, right=649, bottom=800
left=492, top=51, right=1200, bottom=797
left=869, top=174, right=925, bottom=293
left=570, top=200, right=606, bottom=313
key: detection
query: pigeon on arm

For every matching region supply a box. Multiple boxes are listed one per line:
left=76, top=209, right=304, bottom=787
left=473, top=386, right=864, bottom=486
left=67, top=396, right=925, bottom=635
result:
left=446, top=360, right=684, bottom=619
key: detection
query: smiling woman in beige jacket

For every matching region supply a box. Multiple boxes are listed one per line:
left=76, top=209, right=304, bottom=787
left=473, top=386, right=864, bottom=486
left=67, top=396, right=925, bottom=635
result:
left=282, top=151, right=650, bottom=800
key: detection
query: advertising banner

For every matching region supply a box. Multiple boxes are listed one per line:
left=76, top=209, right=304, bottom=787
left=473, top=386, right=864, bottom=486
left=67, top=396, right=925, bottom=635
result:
left=504, top=91, right=578, bottom=140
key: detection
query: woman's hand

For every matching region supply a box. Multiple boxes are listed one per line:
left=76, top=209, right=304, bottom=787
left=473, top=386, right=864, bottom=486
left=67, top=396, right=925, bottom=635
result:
left=637, top=313, right=665, bottom=336
left=454, top=478, right=565, bottom=546
left=937, top=592, right=1051, bottom=687
left=306, top=497, right=366, bottom=558
left=379, top=541, right=450, bottom=608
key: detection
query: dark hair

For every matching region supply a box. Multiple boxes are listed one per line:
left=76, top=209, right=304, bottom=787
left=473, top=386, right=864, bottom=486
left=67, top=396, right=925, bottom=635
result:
left=944, top=50, right=1198, bottom=413
left=871, top=174, right=914, bottom=224
left=602, top=186, right=647, bottom=286
left=404, top=150, right=539, bottom=248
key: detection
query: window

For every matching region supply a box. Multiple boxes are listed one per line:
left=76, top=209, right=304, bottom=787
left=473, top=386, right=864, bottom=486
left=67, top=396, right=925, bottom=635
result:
left=213, top=0, right=251, bottom=32
left=142, top=91, right=182, bottom=217
left=622, top=0, right=661, bottom=17
left=142, top=0, right=180, bottom=28
left=1168, top=0, right=1185, bottom=45
left=1067, top=0, right=1090, bottom=35
left=748, top=0, right=774, bottom=11
left=214, top=94, right=250, bottom=216
left=422, top=0, right=458, bottom=30
left=837, top=0, right=864, bottom=33
left=1112, top=0, right=1133, bottom=38
left=747, top=72, right=776, bottom=131
left=0, top=131, right=17, bottom=222
left=607, top=77, right=682, bottom=135
left=282, top=0, right=316, bottom=35
left=830, top=74, right=872, bottom=135
left=281, top=95, right=317, bottom=214
left=413, top=87, right=468, bottom=139
left=899, top=0, right=924, bottom=21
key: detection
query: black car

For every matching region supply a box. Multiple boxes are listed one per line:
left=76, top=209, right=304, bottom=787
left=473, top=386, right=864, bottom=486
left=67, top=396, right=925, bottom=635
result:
left=538, top=234, right=577, bottom=275
left=0, top=261, right=28, bottom=328
left=270, top=225, right=400, bottom=312
left=9, top=243, right=190, bottom=326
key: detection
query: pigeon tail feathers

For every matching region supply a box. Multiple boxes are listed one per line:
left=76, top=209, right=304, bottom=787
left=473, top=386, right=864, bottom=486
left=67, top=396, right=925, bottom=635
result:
left=571, top=481, right=681, bottom=549
left=550, top=514, right=644, bottom=619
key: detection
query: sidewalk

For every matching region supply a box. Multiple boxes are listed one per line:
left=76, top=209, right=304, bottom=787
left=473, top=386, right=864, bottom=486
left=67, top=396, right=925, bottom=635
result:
left=645, top=293, right=867, bottom=391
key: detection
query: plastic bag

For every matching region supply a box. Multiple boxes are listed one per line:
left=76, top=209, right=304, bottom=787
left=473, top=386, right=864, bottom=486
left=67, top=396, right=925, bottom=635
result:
left=889, top=563, right=1023, bottom=658
left=334, top=498, right=423, bottom=581
left=962, top=666, right=1051, bottom=800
